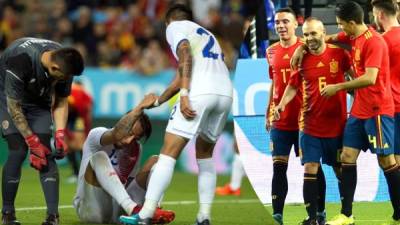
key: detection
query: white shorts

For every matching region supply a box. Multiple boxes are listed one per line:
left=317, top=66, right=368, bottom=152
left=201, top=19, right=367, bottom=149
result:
left=166, top=94, right=232, bottom=142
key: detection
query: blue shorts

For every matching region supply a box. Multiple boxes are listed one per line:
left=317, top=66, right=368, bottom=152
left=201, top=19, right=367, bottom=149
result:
left=299, top=132, right=342, bottom=166
left=395, top=113, right=400, bottom=155
left=270, top=128, right=299, bottom=157
left=343, top=115, right=394, bottom=155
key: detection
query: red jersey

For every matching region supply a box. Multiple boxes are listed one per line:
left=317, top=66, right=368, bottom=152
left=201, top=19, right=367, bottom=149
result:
left=266, top=38, right=303, bottom=131
left=68, top=83, right=93, bottom=135
left=289, top=44, right=349, bottom=137
left=337, top=29, right=394, bottom=118
left=382, top=27, right=400, bottom=113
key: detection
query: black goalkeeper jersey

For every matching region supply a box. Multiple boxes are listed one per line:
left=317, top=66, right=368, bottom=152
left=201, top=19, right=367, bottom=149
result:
left=0, top=37, right=73, bottom=107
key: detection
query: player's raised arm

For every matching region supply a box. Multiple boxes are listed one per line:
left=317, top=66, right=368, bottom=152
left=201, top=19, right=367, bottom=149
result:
left=100, top=94, right=157, bottom=146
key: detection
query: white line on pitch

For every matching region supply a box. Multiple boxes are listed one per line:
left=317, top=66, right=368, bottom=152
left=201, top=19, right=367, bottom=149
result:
left=15, top=199, right=261, bottom=211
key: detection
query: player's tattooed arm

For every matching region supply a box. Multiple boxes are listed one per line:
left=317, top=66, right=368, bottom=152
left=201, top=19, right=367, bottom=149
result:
left=6, top=96, right=33, bottom=137
left=177, top=40, right=192, bottom=90
left=100, top=94, right=157, bottom=146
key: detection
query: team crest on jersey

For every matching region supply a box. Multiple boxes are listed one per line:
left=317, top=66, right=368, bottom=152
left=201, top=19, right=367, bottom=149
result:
left=330, top=59, right=339, bottom=74
left=1, top=120, right=9, bottom=130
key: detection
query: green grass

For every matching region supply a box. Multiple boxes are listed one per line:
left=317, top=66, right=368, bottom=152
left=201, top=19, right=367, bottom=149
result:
left=8, top=167, right=273, bottom=225
left=265, top=201, right=393, bottom=225
left=6, top=167, right=395, bottom=225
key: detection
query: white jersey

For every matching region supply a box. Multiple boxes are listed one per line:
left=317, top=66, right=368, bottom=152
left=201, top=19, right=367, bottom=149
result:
left=74, top=127, right=142, bottom=202
left=166, top=20, right=233, bottom=97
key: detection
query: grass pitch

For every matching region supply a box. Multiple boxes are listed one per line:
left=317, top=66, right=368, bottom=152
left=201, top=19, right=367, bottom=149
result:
left=7, top=167, right=272, bottom=225
left=5, top=166, right=393, bottom=225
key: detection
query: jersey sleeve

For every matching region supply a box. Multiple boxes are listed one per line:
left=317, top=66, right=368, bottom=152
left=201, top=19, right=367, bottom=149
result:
left=364, top=37, right=384, bottom=69
left=289, top=70, right=301, bottom=88
left=4, top=54, right=32, bottom=100
left=336, top=32, right=351, bottom=45
left=85, top=127, right=109, bottom=154
left=166, top=22, right=188, bottom=56
left=55, top=77, right=73, bottom=98
left=342, top=50, right=351, bottom=71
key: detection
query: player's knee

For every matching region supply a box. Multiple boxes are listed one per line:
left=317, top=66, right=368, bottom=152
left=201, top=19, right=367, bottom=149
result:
left=340, top=149, right=357, bottom=163
left=4, top=134, right=28, bottom=164
left=90, top=151, right=109, bottom=166
left=378, top=154, right=397, bottom=169
left=304, top=162, right=319, bottom=174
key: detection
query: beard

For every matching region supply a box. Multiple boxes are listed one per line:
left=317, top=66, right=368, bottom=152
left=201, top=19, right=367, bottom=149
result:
left=306, top=39, right=322, bottom=51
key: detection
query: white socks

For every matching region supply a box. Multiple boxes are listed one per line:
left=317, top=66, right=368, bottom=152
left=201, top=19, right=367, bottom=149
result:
left=230, top=153, right=245, bottom=190
left=90, top=151, right=136, bottom=215
left=197, top=158, right=216, bottom=222
left=139, top=154, right=176, bottom=219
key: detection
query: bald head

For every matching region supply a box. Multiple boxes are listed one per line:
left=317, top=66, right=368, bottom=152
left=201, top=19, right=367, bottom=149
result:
left=302, top=17, right=326, bottom=54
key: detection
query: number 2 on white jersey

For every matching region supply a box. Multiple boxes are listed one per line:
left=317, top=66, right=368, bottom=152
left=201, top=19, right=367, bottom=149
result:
left=196, top=27, right=222, bottom=60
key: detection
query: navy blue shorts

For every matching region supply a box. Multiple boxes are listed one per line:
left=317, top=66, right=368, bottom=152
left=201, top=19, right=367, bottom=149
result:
left=270, top=128, right=299, bottom=157
left=395, top=113, right=400, bottom=155
left=299, top=132, right=342, bottom=166
left=343, top=115, right=394, bottom=155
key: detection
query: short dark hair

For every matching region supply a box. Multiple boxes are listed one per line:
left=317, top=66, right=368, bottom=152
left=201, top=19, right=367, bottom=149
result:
left=275, top=7, right=297, bottom=19
left=372, top=0, right=398, bottom=16
left=138, top=113, right=152, bottom=142
left=165, top=4, right=193, bottom=22
left=335, top=1, right=364, bottom=24
left=51, top=47, right=84, bottom=76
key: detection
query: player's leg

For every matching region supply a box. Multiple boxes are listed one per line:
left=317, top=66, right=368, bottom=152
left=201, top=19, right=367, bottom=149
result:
left=1, top=134, right=27, bottom=225
left=372, top=115, right=400, bottom=222
left=193, top=95, right=231, bottom=225
left=319, top=136, right=343, bottom=225
left=125, top=156, right=175, bottom=224
left=299, top=132, right=322, bottom=225
left=327, top=116, right=364, bottom=225
left=316, top=165, right=326, bottom=224
left=270, top=128, right=298, bottom=224
left=394, top=113, right=400, bottom=164
left=216, top=138, right=244, bottom=196
left=75, top=159, right=113, bottom=223
left=89, top=151, right=138, bottom=215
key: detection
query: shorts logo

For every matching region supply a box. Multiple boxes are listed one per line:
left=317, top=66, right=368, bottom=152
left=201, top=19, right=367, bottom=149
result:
left=2, top=120, right=9, bottom=130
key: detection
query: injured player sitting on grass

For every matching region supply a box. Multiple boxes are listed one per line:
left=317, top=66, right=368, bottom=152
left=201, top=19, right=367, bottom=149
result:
left=72, top=94, right=175, bottom=224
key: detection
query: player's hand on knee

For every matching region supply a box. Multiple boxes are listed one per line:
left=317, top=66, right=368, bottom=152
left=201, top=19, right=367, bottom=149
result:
left=180, top=96, right=196, bottom=119
left=25, top=134, right=51, bottom=171
left=54, top=129, right=68, bottom=159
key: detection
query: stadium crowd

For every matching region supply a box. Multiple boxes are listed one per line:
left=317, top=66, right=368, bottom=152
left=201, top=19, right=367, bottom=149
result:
left=0, top=0, right=252, bottom=74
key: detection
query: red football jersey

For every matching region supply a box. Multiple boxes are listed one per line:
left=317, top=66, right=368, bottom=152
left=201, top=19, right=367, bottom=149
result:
left=68, top=83, right=93, bottom=135
left=266, top=38, right=303, bottom=131
left=289, top=44, right=349, bottom=137
left=337, top=29, right=394, bottom=118
left=383, top=27, right=400, bottom=113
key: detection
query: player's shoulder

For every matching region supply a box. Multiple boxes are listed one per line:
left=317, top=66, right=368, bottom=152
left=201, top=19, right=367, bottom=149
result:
left=266, top=42, right=280, bottom=54
left=326, top=44, right=346, bottom=54
left=87, top=127, right=109, bottom=140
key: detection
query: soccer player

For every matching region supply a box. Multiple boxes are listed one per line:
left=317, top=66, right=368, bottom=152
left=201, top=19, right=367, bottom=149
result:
left=0, top=37, right=84, bottom=225
left=274, top=17, right=350, bottom=225
left=65, top=81, right=93, bottom=183
left=307, top=2, right=400, bottom=224
left=371, top=0, right=400, bottom=168
left=119, top=4, right=233, bottom=225
left=266, top=8, right=327, bottom=225
left=73, top=94, right=175, bottom=224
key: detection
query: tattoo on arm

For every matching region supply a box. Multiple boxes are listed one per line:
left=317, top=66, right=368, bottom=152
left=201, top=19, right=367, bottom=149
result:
left=177, top=41, right=193, bottom=79
left=112, top=109, right=142, bottom=141
left=6, top=96, right=32, bottom=137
